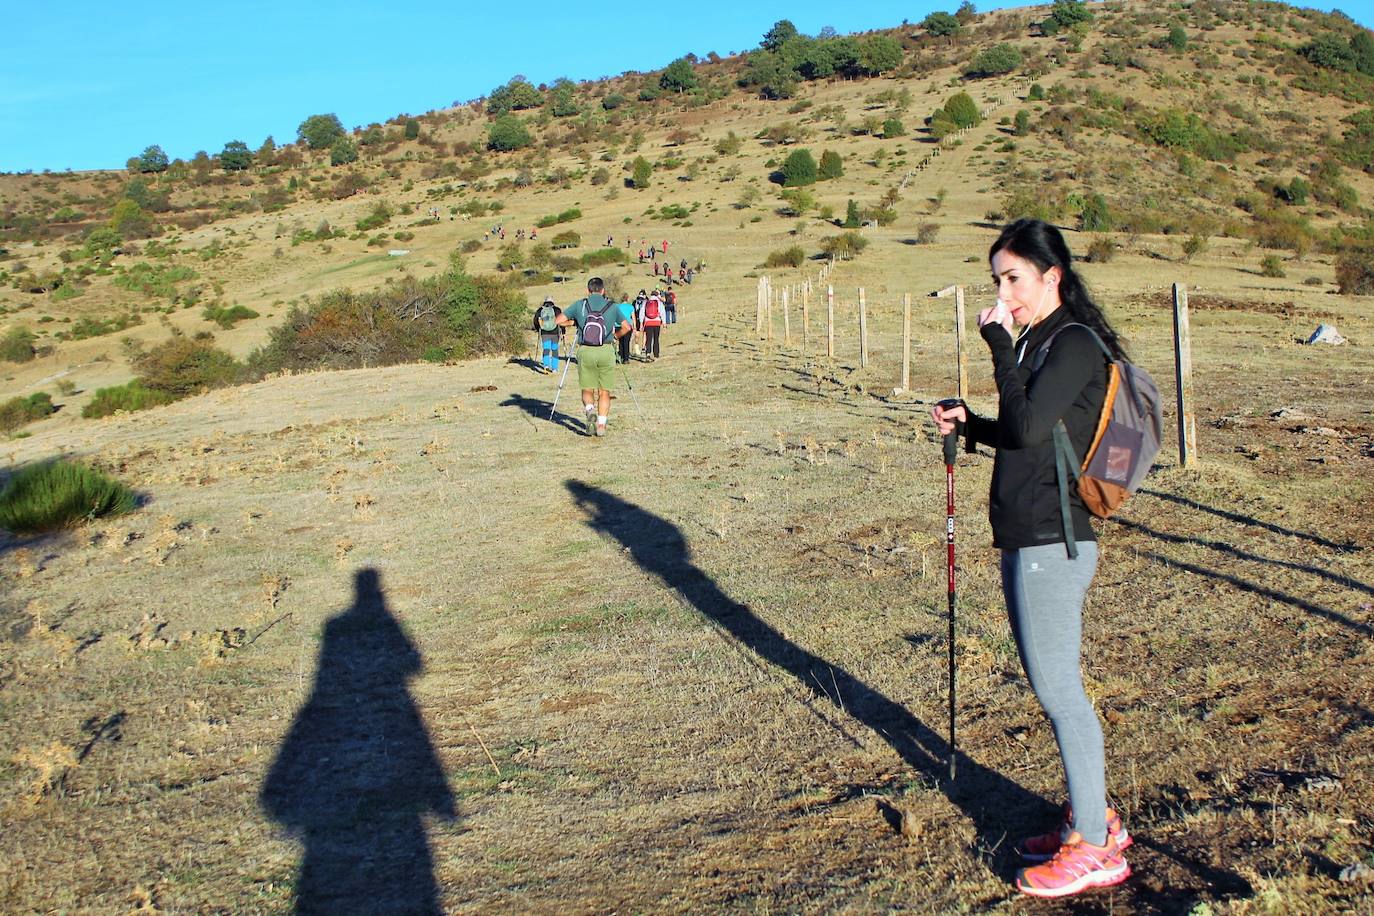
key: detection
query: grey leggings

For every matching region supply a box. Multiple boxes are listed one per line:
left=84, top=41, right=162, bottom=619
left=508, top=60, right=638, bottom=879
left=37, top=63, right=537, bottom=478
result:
left=1001, top=541, right=1107, bottom=845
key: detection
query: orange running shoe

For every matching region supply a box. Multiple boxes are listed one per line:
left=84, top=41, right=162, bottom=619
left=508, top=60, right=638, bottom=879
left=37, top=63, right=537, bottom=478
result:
left=1016, top=805, right=1132, bottom=862
left=1016, top=831, right=1131, bottom=898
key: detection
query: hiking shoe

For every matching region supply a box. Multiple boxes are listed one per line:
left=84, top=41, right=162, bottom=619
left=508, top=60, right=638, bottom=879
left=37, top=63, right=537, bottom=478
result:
left=594, top=422, right=606, bottom=437
left=1016, top=832, right=1130, bottom=898
left=1017, top=806, right=1131, bottom=862
left=584, top=410, right=597, bottom=436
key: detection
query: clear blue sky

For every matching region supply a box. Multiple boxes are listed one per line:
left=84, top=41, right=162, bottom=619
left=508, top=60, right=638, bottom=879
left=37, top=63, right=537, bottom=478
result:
left=2, top=1, right=1368, bottom=173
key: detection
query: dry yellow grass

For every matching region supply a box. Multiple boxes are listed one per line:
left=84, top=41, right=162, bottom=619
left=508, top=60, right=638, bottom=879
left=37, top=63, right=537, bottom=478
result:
left=3, top=3, right=1374, bottom=911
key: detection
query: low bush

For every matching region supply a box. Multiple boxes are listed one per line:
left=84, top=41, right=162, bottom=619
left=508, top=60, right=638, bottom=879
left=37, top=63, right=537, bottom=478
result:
left=113, top=262, right=198, bottom=299
left=580, top=247, right=628, bottom=268
left=535, top=208, right=582, bottom=228
left=1259, top=254, right=1286, bottom=278
left=246, top=263, right=526, bottom=374
left=765, top=246, right=806, bottom=268
left=0, top=392, right=55, bottom=433
left=550, top=230, right=581, bottom=249
left=83, top=380, right=175, bottom=419
left=0, top=327, right=37, bottom=363
left=819, top=232, right=869, bottom=260
left=0, top=459, right=136, bottom=533
left=203, top=304, right=260, bottom=328
left=915, top=223, right=940, bottom=245
left=1336, top=248, right=1374, bottom=295
left=58, top=312, right=142, bottom=341
left=1086, top=237, right=1117, bottom=263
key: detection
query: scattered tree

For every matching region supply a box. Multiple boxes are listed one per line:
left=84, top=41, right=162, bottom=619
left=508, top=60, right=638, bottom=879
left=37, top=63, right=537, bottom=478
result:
left=297, top=113, right=346, bottom=150
left=780, top=148, right=818, bottom=187
left=135, top=145, right=169, bottom=173
left=220, top=140, right=253, bottom=171
left=762, top=19, right=799, bottom=52
left=818, top=149, right=844, bottom=180
left=329, top=137, right=359, bottom=166
left=660, top=58, right=699, bottom=93
left=631, top=156, right=653, bottom=189
left=487, top=115, right=532, bottom=152
left=404, top=118, right=420, bottom=140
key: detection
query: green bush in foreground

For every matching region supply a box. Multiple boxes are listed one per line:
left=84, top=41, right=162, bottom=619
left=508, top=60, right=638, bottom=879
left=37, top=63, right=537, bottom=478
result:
left=0, top=327, right=37, bottom=363
left=0, top=459, right=135, bottom=533
left=0, top=392, right=55, bottom=433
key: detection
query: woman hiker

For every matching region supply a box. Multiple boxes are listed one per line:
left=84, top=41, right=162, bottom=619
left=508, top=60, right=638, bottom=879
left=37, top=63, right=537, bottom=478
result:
left=930, top=218, right=1132, bottom=899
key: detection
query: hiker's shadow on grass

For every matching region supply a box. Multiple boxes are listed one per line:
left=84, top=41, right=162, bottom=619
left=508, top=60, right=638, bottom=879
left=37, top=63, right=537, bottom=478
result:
left=1138, top=487, right=1361, bottom=553
left=261, top=568, right=455, bottom=915
left=501, top=393, right=584, bottom=434
left=565, top=480, right=1040, bottom=874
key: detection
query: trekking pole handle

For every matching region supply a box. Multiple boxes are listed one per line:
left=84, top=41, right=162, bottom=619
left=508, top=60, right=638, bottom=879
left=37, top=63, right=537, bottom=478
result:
left=937, top=398, right=965, bottom=465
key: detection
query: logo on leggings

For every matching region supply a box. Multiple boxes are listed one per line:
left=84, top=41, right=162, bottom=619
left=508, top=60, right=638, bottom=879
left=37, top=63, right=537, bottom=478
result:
left=1029, top=562, right=1040, bottom=572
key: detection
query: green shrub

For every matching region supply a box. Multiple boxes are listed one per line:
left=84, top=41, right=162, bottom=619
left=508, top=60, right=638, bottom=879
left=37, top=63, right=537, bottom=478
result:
left=1080, top=194, right=1112, bottom=232
left=580, top=247, right=629, bottom=269
left=0, top=459, right=136, bottom=533
left=780, top=148, right=818, bottom=187
left=82, top=380, right=175, bottom=418
left=59, top=312, right=142, bottom=341
left=654, top=204, right=690, bottom=220
left=202, top=304, right=260, bottom=328
left=535, top=208, right=582, bottom=228
left=356, top=201, right=393, bottom=231
left=487, top=115, right=532, bottom=152
left=968, top=43, right=1023, bottom=78
left=1027, top=83, right=1046, bottom=101
left=916, top=223, right=940, bottom=244
left=1014, top=110, right=1031, bottom=136
left=1259, top=254, right=1286, bottom=278
left=882, top=118, right=905, bottom=139
left=818, top=150, right=843, bottom=180
left=132, top=336, right=241, bottom=399
left=942, top=92, right=981, bottom=129
left=843, top=199, right=861, bottom=228
left=246, top=264, right=526, bottom=375
left=631, top=156, right=653, bottom=189
left=819, top=232, right=869, bottom=260
left=1336, top=248, right=1374, bottom=295
left=0, top=327, right=37, bottom=363
left=550, top=230, right=582, bottom=249
left=113, top=262, right=197, bottom=299
left=1181, top=234, right=1207, bottom=261
left=329, top=137, right=359, bottom=167
left=0, top=392, right=55, bottom=433
left=765, top=246, right=806, bottom=268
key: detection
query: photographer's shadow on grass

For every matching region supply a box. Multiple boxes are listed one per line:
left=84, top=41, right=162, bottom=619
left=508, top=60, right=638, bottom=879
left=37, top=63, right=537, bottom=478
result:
left=261, top=568, right=455, bottom=915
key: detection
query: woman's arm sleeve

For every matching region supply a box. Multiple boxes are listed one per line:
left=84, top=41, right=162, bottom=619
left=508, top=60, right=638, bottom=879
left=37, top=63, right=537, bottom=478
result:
left=985, top=324, right=1098, bottom=448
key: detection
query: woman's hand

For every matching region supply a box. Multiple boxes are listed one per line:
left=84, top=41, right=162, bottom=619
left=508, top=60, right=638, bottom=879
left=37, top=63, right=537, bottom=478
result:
left=977, top=298, right=1014, bottom=334
left=930, top=400, right=967, bottom=437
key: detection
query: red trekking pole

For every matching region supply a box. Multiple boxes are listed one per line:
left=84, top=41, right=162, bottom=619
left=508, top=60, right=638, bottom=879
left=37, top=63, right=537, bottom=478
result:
left=939, top=399, right=964, bottom=781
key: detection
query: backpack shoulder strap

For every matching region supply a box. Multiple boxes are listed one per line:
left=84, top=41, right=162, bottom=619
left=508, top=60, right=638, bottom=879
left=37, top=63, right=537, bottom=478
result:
left=1052, top=421, right=1081, bottom=560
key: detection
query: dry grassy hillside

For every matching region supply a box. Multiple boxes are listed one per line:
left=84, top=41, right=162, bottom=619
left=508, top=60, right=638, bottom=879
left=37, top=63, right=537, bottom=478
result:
left=2, top=1, right=1373, bottom=912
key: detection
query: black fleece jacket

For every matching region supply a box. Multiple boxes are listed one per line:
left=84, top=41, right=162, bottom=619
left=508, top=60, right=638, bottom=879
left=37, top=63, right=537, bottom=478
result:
left=963, top=308, right=1109, bottom=550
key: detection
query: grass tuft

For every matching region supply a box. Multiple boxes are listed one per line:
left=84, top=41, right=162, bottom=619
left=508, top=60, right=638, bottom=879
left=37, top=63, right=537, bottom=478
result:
left=0, top=459, right=136, bottom=534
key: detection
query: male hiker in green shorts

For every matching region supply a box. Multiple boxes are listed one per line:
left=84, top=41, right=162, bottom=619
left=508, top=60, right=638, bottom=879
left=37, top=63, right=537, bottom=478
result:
left=556, top=277, right=632, bottom=437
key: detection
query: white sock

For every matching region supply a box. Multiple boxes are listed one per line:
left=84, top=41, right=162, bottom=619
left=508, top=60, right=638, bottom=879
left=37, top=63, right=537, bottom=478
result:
left=597, top=415, right=607, bottom=425
left=585, top=404, right=596, bottom=414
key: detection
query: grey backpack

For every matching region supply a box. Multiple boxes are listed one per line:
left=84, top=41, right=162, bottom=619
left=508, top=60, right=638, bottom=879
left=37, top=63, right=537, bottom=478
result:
left=1035, top=324, right=1162, bottom=557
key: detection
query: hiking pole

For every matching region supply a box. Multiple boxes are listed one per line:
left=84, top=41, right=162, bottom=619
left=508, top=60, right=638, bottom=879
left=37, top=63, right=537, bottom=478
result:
left=618, top=361, right=647, bottom=425
left=938, top=398, right=965, bottom=782
left=549, top=338, right=578, bottom=421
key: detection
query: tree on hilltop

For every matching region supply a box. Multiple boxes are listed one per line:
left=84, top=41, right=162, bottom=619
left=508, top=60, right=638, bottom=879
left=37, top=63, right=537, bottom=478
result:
left=661, top=58, right=699, bottom=93
left=298, top=113, right=345, bottom=150
left=135, top=145, right=169, bottom=173
left=220, top=140, right=253, bottom=171
left=762, top=20, right=799, bottom=51
left=922, top=12, right=962, bottom=38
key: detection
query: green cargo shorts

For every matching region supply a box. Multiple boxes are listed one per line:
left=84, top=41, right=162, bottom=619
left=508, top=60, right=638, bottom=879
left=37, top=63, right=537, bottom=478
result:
left=576, top=342, right=617, bottom=391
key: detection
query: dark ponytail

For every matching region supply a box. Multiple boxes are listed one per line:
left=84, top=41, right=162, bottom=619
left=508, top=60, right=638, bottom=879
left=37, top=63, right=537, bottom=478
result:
left=989, top=219, right=1126, bottom=360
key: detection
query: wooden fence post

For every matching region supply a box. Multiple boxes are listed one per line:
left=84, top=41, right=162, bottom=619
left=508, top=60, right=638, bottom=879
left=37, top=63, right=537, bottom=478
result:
left=802, top=284, right=810, bottom=357
left=858, top=287, right=869, bottom=368
left=826, top=285, right=835, bottom=359
left=901, top=292, right=911, bottom=392
left=782, top=287, right=791, bottom=346
left=955, top=285, right=968, bottom=399
left=1173, top=282, right=1198, bottom=467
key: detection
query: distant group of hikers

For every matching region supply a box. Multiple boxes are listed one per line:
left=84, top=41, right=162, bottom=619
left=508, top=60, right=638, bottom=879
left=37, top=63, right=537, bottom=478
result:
left=530, top=278, right=683, bottom=436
